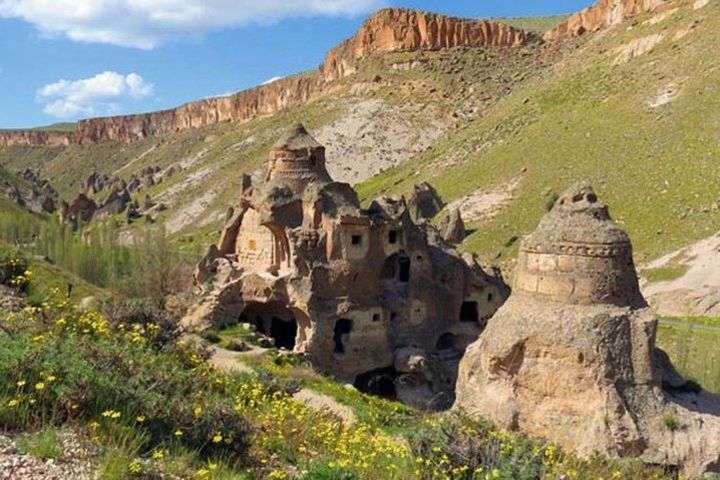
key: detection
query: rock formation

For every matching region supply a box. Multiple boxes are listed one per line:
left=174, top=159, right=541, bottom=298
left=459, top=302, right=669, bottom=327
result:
left=182, top=124, right=509, bottom=405
left=544, top=0, right=679, bottom=40
left=59, top=194, right=98, bottom=228
left=0, top=130, right=74, bottom=147
left=0, top=9, right=532, bottom=147
left=0, top=167, right=59, bottom=215
left=408, top=181, right=445, bottom=220
left=455, top=183, right=720, bottom=477
left=438, top=208, right=466, bottom=244
left=319, top=9, right=530, bottom=82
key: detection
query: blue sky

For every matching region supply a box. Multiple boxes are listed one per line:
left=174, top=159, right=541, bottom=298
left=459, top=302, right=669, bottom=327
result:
left=0, top=0, right=592, bottom=129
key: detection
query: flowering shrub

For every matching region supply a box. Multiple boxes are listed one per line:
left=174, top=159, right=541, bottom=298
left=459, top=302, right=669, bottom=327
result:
left=0, top=290, right=250, bottom=464
left=0, top=246, right=31, bottom=293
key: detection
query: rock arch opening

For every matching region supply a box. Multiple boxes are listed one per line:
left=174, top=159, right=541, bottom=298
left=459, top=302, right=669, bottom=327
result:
left=239, top=302, right=299, bottom=350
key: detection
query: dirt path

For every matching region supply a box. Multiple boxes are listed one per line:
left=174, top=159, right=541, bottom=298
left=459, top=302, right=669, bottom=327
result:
left=202, top=340, right=357, bottom=424
left=293, top=389, right=356, bottom=424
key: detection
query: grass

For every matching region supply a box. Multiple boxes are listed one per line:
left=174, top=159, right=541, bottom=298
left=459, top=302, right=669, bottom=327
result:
left=642, top=265, right=690, bottom=283
left=0, top=244, right=693, bottom=479
left=656, top=316, right=720, bottom=393
left=16, top=426, right=63, bottom=460
left=356, top=1, right=720, bottom=266
left=496, top=15, right=569, bottom=33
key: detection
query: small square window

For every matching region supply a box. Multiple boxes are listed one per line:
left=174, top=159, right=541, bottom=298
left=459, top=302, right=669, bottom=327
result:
left=248, top=239, right=257, bottom=250
left=351, top=234, right=362, bottom=246
left=388, top=230, right=397, bottom=244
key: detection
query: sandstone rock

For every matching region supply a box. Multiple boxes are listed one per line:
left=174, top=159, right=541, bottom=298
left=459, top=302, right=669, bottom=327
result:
left=407, top=182, right=445, bottom=220
left=60, top=193, right=97, bottom=228
left=455, top=183, right=720, bottom=477
left=0, top=129, right=73, bottom=147
left=182, top=125, right=509, bottom=393
left=438, top=208, right=466, bottom=244
left=544, top=0, right=677, bottom=41
left=394, top=346, right=428, bottom=373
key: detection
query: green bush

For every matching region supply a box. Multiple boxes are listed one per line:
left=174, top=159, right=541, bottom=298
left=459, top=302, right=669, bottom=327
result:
left=0, top=295, right=250, bottom=464
left=0, top=246, right=30, bottom=293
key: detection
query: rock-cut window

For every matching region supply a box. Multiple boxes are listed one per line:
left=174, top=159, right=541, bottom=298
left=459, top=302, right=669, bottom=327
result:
left=388, top=230, right=398, bottom=244
left=351, top=234, right=362, bottom=246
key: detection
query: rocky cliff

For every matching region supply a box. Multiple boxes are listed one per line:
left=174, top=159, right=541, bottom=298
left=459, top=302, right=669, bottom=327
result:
left=543, top=0, right=678, bottom=40
left=319, top=9, right=530, bottom=82
left=0, top=130, right=74, bottom=147
left=1, top=9, right=531, bottom=147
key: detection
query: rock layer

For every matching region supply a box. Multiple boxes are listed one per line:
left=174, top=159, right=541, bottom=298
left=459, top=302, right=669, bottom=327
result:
left=455, top=183, right=720, bottom=477
left=544, top=0, right=681, bottom=40
left=0, top=130, right=74, bottom=147
left=1, top=9, right=531, bottom=147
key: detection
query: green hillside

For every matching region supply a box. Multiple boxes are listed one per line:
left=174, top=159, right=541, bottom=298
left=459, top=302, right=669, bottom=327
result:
left=358, top=1, right=720, bottom=265
left=497, top=14, right=569, bottom=33
left=0, top=1, right=718, bottom=269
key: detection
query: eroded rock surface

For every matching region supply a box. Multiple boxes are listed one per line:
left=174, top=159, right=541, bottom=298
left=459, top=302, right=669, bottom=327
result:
left=544, top=0, right=675, bottom=40
left=455, top=183, right=720, bottom=477
left=183, top=124, right=509, bottom=404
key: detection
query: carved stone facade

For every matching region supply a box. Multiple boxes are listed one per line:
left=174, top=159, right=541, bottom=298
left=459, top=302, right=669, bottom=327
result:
left=455, top=183, right=720, bottom=477
left=183, top=124, right=509, bottom=403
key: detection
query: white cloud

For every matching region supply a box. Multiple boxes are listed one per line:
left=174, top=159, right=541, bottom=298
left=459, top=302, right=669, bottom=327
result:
left=37, top=71, right=154, bottom=118
left=0, top=0, right=385, bottom=49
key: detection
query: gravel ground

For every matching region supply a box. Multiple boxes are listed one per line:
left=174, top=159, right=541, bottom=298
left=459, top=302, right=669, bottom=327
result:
left=0, top=432, right=94, bottom=480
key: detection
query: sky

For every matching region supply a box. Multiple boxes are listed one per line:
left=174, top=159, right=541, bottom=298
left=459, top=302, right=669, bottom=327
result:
left=0, top=0, right=593, bottom=129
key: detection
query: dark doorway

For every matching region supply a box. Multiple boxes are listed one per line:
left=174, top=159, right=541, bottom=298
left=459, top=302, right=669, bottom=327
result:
left=271, top=316, right=297, bottom=350
left=381, top=253, right=411, bottom=282
left=398, top=256, right=411, bottom=282
left=388, top=230, right=398, bottom=244
left=460, top=301, right=479, bottom=323
left=333, top=318, right=353, bottom=354
left=239, top=302, right=298, bottom=350
left=354, top=367, right=398, bottom=398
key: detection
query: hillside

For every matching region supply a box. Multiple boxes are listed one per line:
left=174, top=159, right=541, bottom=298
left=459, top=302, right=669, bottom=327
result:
left=358, top=0, right=719, bottom=266
left=0, top=0, right=717, bottom=269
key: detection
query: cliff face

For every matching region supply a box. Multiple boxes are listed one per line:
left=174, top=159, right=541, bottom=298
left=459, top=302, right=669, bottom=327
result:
left=543, top=0, right=674, bottom=40
left=75, top=73, right=321, bottom=144
left=2, top=9, right=531, bottom=147
left=0, top=130, right=74, bottom=147
left=319, top=9, right=531, bottom=82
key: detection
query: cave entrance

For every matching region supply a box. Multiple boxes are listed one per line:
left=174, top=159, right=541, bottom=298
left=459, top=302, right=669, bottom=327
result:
left=460, top=301, right=479, bottom=323
left=333, top=318, right=353, bottom=354
left=239, top=301, right=298, bottom=350
left=354, top=366, right=398, bottom=399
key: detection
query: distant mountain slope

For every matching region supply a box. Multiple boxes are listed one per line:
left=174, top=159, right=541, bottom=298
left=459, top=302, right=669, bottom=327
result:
left=358, top=0, right=719, bottom=265
left=0, top=0, right=716, bottom=270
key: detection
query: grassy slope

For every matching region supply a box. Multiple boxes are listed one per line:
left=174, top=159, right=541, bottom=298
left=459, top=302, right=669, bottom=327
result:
left=358, top=2, right=720, bottom=266
left=497, top=15, right=569, bottom=33
left=1, top=5, right=717, bottom=267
